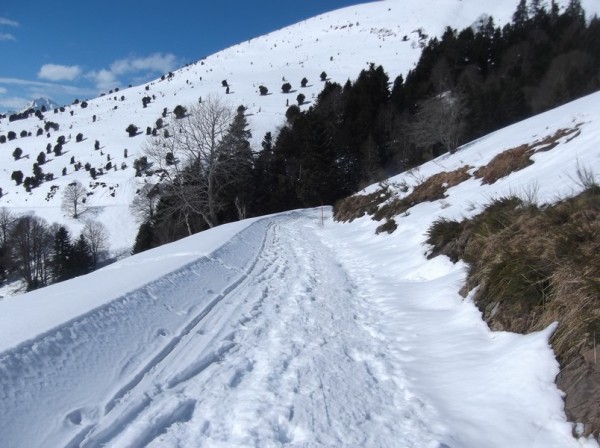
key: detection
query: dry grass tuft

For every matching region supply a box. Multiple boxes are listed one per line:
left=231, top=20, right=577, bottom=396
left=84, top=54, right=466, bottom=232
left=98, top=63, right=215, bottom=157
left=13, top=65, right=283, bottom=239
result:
left=375, top=166, right=472, bottom=221
left=425, top=217, right=465, bottom=262
left=375, top=218, right=398, bottom=234
left=425, top=187, right=600, bottom=437
left=334, top=167, right=471, bottom=229
left=474, top=125, right=582, bottom=184
left=474, top=144, right=534, bottom=184
left=534, top=126, right=581, bottom=151
left=452, top=190, right=600, bottom=364
left=333, top=185, right=392, bottom=222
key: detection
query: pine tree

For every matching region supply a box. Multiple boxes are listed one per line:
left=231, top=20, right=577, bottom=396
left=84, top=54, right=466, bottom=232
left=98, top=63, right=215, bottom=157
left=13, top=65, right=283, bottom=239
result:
left=253, top=132, right=274, bottom=213
left=513, top=0, right=529, bottom=28
left=51, top=226, right=74, bottom=282
left=173, top=105, right=187, bottom=119
left=219, top=106, right=255, bottom=220
left=132, top=221, right=155, bottom=254
left=565, top=0, right=585, bottom=22
left=529, top=0, right=544, bottom=19
left=70, top=234, right=94, bottom=276
left=33, top=163, right=44, bottom=184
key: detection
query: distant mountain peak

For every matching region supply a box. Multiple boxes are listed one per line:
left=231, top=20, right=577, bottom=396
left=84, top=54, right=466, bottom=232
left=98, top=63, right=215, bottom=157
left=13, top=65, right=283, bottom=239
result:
left=22, top=97, right=60, bottom=113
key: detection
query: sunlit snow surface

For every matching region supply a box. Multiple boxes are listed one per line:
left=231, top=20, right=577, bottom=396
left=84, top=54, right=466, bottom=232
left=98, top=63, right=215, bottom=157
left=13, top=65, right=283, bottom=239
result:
left=2, top=0, right=600, bottom=445
left=1, top=90, right=600, bottom=446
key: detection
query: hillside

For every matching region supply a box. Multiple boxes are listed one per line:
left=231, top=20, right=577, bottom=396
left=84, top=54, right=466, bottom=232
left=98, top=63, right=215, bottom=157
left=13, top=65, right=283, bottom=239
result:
left=0, top=0, right=599, bottom=445
left=0, top=88, right=599, bottom=446
left=3, top=0, right=596, bottom=260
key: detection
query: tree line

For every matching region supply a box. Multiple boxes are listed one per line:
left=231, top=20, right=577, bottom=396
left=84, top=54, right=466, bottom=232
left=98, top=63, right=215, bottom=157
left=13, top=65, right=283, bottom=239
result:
left=0, top=208, right=108, bottom=291
left=131, top=0, right=599, bottom=251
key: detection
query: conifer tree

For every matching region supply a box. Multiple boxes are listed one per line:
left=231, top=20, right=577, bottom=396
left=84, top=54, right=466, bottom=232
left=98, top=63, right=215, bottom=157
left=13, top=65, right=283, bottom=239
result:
left=70, top=234, right=94, bottom=276
left=512, top=0, right=529, bottom=27
left=132, top=221, right=155, bottom=254
left=219, top=105, right=255, bottom=220
left=52, top=226, right=74, bottom=282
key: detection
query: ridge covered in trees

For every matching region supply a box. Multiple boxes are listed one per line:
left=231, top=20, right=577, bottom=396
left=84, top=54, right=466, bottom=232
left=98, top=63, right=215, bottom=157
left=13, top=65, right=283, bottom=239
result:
left=132, top=0, right=598, bottom=251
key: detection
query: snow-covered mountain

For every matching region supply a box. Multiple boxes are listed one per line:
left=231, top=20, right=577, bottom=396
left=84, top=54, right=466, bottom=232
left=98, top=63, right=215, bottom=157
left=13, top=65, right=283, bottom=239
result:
left=0, top=0, right=599, bottom=446
left=1, top=97, right=60, bottom=115
left=22, top=97, right=60, bottom=113
left=1, top=0, right=596, bottom=259
left=1, top=88, right=599, bottom=447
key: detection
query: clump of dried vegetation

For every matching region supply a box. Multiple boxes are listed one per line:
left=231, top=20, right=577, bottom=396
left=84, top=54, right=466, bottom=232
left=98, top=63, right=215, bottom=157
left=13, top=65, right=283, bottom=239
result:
left=425, top=171, right=600, bottom=437
left=374, top=166, right=472, bottom=221
left=333, top=184, right=392, bottom=223
left=335, top=126, right=581, bottom=231
left=474, top=126, right=581, bottom=184
left=474, top=144, right=534, bottom=184
left=334, top=167, right=472, bottom=233
left=426, top=187, right=599, bottom=362
left=334, top=126, right=596, bottom=435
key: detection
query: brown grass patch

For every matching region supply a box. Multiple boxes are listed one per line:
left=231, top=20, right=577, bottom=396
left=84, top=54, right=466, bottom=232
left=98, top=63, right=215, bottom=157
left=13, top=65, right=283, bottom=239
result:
left=425, top=188, right=600, bottom=437
left=333, top=185, right=392, bottom=222
left=375, top=218, right=398, bottom=234
left=534, top=126, right=581, bottom=151
left=474, top=144, right=534, bottom=184
left=474, top=126, right=582, bottom=184
left=375, top=166, right=472, bottom=221
left=334, top=166, right=472, bottom=227
left=454, top=191, right=600, bottom=364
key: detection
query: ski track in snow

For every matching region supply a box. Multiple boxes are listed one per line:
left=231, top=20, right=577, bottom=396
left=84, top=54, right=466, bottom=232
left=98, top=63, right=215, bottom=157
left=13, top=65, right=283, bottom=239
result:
left=1, top=208, right=594, bottom=447
left=0, top=210, right=443, bottom=448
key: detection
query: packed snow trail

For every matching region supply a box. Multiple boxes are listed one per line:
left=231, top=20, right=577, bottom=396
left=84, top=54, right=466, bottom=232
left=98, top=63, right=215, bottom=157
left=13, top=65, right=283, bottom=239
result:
left=0, top=209, right=589, bottom=447
left=76, top=209, right=449, bottom=448
left=0, top=210, right=437, bottom=447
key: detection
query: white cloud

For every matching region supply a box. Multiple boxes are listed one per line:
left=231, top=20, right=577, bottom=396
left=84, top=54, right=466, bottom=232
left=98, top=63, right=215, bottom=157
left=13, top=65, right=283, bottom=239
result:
left=0, top=95, right=29, bottom=111
left=0, top=17, right=19, bottom=27
left=110, top=53, right=179, bottom=76
left=84, top=53, right=180, bottom=91
left=0, top=77, right=95, bottom=104
left=0, top=17, right=18, bottom=43
left=0, top=77, right=56, bottom=87
left=86, top=69, right=119, bottom=91
left=38, top=64, right=82, bottom=82
left=0, top=33, right=15, bottom=41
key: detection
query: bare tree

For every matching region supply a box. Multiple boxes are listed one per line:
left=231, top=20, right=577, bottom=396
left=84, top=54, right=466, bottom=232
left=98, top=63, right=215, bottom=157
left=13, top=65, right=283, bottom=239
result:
left=10, top=215, right=53, bottom=290
left=409, top=91, right=467, bottom=154
left=61, top=180, right=89, bottom=219
left=0, top=208, right=17, bottom=279
left=0, top=208, right=17, bottom=246
left=144, top=94, right=238, bottom=232
left=130, top=184, right=160, bottom=223
left=82, top=220, right=109, bottom=267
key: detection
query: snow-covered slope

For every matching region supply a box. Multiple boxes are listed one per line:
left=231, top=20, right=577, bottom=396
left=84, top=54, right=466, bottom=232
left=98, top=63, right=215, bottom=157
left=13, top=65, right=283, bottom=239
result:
left=2, top=0, right=598, bottom=258
left=0, top=87, right=599, bottom=447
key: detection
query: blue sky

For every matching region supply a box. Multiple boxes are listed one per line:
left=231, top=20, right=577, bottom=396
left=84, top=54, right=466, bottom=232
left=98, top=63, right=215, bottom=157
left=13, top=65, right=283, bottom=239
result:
left=0, top=0, right=367, bottom=111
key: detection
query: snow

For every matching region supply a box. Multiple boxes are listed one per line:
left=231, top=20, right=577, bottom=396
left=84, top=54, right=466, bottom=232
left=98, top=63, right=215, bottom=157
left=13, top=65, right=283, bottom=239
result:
left=1, top=0, right=600, bottom=446
left=0, top=216, right=260, bottom=353
left=1, top=0, right=598, bottom=262
left=2, top=89, right=600, bottom=445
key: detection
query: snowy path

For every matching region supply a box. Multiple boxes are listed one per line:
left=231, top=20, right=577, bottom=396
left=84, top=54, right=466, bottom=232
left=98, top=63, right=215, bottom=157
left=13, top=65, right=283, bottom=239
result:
left=0, top=210, right=589, bottom=447
left=0, top=211, right=435, bottom=447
